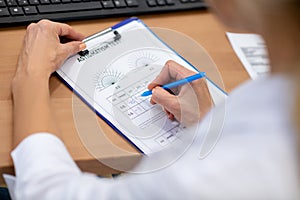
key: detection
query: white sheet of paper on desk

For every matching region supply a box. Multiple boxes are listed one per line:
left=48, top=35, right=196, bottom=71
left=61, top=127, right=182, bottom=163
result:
left=226, top=32, right=270, bottom=79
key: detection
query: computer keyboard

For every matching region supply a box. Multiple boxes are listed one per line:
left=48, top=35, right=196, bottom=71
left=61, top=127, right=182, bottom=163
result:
left=0, top=0, right=206, bottom=26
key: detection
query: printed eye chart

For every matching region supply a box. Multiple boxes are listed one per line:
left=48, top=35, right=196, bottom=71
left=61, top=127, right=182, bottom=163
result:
left=57, top=19, right=227, bottom=154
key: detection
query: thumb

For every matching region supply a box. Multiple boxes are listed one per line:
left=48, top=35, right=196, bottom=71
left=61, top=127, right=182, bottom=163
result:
left=60, top=41, right=86, bottom=58
left=151, top=87, right=179, bottom=113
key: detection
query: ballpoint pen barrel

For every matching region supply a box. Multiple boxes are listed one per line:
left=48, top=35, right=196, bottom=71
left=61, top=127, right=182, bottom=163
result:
left=141, top=72, right=206, bottom=97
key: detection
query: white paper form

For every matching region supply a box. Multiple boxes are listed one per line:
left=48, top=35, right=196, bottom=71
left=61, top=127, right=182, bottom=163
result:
left=57, top=19, right=227, bottom=155
left=226, top=32, right=270, bottom=79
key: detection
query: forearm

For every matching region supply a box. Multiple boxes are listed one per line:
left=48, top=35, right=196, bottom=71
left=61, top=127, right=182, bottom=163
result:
left=12, top=74, right=59, bottom=147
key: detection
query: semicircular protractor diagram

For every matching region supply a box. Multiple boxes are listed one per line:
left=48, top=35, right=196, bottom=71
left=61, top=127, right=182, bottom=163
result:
left=128, top=50, right=160, bottom=69
left=94, top=69, right=124, bottom=92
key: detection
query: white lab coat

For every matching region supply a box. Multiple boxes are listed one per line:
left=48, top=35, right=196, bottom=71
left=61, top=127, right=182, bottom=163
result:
left=4, top=75, right=300, bottom=199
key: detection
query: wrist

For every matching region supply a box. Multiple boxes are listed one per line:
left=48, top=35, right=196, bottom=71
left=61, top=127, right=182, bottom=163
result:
left=12, top=72, right=50, bottom=95
left=14, top=59, right=51, bottom=80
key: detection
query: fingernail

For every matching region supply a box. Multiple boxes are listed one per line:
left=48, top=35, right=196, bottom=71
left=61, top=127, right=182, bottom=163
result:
left=79, top=42, right=86, bottom=51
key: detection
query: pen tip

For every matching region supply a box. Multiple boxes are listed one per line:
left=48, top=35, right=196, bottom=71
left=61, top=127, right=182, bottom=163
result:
left=141, top=90, right=152, bottom=97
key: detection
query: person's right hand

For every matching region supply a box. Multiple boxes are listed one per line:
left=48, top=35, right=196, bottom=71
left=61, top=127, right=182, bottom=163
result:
left=148, top=60, right=213, bottom=126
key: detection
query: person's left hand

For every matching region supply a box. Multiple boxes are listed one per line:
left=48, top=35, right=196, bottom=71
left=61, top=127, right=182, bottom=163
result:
left=11, top=20, right=86, bottom=146
left=14, top=19, right=86, bottom=81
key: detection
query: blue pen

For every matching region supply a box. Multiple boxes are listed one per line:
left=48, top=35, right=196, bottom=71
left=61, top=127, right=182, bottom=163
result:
left=141, top=72, right=206, bottom=97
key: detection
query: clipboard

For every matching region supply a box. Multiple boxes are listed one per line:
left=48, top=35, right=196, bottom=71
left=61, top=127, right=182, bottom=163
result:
left=56, top=17, right=227, bottom=155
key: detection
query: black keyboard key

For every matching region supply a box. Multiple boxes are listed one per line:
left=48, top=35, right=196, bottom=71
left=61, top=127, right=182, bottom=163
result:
left=38, top=2, right=102, bottom=13
left=28, top=0, right=39, bottom=5
left=0, top=0, right=6, bottom=7
left=40, top=0, right=50, bottom=4
left=102, top=0, right=114, bottom=8
left=17, top=0, right=28, bottom=5
left=165, top=0, right=174, bottom=5
left=0, top=0, right=207, bottom=25
left=23, top=6, right=37, bottom=14
left=50, top=0, right=60, bottom=3
left=9, top=7, right=24, bottom=15
left=147, top=0, right=156, bottom=7
left=156, top=0, right=165, bottom=6
left=125, top=0, right=137, bottom=7
left=0, top=8, right=9, bottom=16
left=113, top=0, right=126, bottom=8
left=6, top=0, right=17, bottom=6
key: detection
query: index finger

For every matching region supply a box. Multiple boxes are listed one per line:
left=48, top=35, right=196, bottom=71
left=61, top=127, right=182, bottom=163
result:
left=148, top=60, right=197, bottom=90
left=53, top=21, right=85, bottom=41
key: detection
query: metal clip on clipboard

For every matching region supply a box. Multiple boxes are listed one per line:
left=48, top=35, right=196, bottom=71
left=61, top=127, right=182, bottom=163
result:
left=78, top=30, right=122, bottom=57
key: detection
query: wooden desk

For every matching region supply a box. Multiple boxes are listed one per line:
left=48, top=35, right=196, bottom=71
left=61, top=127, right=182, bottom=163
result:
left=0, top=11, right=249, bottom=183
